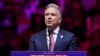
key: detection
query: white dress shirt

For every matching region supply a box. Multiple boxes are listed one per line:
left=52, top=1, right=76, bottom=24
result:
left=46, top=26, right=60, bottom=49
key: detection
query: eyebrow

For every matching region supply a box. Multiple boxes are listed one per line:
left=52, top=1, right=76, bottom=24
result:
left=45, top=12, right=57, bottom=16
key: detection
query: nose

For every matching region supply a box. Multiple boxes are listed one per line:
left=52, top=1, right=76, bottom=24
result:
left=48, top=15, right=51, bottom=20
left=48, top=17, right=51, bottom=20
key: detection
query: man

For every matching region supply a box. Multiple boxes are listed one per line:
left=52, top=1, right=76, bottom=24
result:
left=29, top=3, right=79, bottom=51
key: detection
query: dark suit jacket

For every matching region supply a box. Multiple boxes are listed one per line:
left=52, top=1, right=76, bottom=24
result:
left=29, top=29, right=79, bottom=51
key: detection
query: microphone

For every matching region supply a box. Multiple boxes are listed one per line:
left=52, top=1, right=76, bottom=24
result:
left=48, top=29, right=53, bottom=36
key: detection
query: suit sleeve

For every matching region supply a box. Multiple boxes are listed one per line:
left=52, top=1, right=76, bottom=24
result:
left=68, top=36, right=79, bottom=51
left=28, top=35, right=36, bottom=51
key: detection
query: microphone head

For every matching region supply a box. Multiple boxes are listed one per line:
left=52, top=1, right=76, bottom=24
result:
left=48, top=29, right=53, bottom=35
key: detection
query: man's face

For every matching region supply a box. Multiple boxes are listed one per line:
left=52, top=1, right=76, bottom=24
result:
left=45, top=7, right=62, bottom=27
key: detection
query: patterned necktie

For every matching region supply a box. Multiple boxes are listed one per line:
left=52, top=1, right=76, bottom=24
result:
left=49, top=33, right=55, bottom=51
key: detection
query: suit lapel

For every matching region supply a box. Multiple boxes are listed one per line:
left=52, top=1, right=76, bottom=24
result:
left=54, top=29, right=64, bottom=51
left=40, top=30, right=48, bottom=51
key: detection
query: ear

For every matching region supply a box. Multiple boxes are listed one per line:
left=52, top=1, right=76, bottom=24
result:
left=59, top=18, right=62, bottom=23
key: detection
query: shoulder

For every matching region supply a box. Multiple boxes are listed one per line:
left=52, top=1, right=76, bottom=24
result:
left=60, top=29, right=74, bottom=36
left=60, top=29, right=76, bottom=41
left=30, top=30, right=46, bottom=40
left=60, top=29, right=75, bottom=37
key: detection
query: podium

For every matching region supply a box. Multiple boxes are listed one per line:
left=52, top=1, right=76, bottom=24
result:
left=11, top=51, right=87, bottom=56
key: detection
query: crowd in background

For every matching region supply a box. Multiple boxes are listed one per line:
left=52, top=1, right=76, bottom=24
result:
left=0, top=0, right=100, bottom=56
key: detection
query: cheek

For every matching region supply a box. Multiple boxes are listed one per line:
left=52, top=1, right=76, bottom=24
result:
left=44, top=19, right=47, bottom=23
left=52, top=16, right=57, bottom=19
left=54, top=16, right=60, bottom=21
left=44, top=17, right=48, bottom=21
left=52, top=16, right=58, bottom=21
left=53, top=19, right=60, bottom=23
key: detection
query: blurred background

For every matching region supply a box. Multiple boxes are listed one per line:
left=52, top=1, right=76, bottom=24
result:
left=0, top=0, right=100, bottom=56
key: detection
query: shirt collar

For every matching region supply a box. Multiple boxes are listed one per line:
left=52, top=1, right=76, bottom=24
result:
left=46, top=26, right=60, bottom=35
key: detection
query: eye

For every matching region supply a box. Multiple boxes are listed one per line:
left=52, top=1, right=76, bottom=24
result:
left=45, top=13, right=49, bottom=16
left=51, top=13, right=56, bottom=16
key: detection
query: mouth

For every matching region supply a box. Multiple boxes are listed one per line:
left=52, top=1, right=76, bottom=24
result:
left=47, top=21, right=52, bottom=24
left=46, top=21, right=53, bottom=26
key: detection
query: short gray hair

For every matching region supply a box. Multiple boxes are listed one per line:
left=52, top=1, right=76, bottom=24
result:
left=45, top=3, right=62, bottom=19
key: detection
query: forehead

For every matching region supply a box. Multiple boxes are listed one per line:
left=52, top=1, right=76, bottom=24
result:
left=45, top=7, right=59, bottom=13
